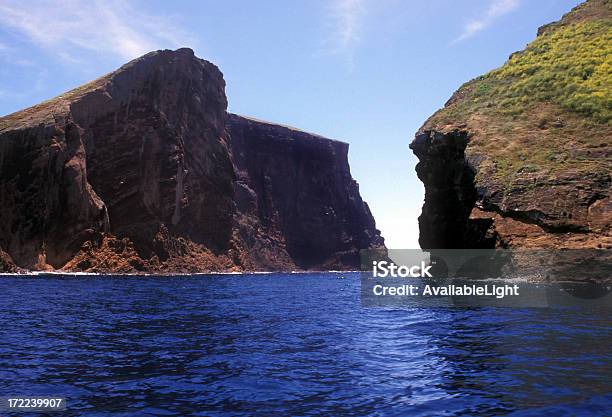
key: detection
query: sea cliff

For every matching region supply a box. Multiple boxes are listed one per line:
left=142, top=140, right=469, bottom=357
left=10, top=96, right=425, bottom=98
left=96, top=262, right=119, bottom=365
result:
left=411, top=0, right=611, bottom=250
left=0, top=48, right=383, bottom=272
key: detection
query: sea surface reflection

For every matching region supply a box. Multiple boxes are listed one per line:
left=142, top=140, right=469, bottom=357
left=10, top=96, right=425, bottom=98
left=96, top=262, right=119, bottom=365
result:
left=0, top=273, right=610, bottom=416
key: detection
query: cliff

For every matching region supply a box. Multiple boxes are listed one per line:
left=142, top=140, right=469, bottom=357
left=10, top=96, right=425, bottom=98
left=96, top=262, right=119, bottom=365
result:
left=411, top=0, right=611, bottom=250
left=227, top=114, right=383, bottom=270
left=0, top=48, right=383, bottom=273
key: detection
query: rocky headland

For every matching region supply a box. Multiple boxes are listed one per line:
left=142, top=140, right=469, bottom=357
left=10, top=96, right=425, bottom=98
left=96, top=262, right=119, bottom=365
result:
left=411, top=0, right=611, bottom=251
left=0, top=48, right=383, bottom=273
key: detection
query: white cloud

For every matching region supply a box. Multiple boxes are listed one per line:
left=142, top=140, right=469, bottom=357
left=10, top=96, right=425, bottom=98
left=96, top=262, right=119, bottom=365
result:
left=452, top=0, right=521, bottom=44
left=322, top=0, right=367, bottom=63
left=0, top=0, right=194, bottom=61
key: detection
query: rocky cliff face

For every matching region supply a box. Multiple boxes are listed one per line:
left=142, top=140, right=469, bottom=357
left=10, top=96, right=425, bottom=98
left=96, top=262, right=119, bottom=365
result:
left=227, top=114, right=383, bottom=270
left=0, top=48, right=383, bottom=272
left=411, top=0, right=611, bottom=250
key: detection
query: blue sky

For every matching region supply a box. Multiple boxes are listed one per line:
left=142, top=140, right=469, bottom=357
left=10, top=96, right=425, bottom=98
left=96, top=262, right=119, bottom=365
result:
left=0, top=0, right=582, bottom=248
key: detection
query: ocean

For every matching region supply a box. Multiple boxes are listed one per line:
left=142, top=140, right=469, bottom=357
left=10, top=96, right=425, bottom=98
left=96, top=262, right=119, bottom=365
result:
left=0, top=273, right=610, bottom=416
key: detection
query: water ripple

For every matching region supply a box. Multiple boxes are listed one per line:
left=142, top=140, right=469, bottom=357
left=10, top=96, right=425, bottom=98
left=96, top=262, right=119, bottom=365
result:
left=0, top=273, right=610, bottom=416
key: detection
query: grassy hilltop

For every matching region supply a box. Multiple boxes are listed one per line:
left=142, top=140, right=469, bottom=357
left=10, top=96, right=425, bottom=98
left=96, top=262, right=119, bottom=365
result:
left=423, top=0, right=611, bottom=186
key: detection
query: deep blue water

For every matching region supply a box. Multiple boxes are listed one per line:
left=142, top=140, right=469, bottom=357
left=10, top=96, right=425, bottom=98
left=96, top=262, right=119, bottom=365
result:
left=0, top=273, right=610, bottom=416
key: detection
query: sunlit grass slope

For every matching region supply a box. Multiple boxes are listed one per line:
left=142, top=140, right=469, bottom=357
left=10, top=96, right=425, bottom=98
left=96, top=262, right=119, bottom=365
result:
left=423, top=0, right=611, bottom=186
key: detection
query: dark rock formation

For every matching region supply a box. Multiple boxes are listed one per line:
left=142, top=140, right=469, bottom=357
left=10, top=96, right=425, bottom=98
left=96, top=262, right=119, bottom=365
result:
left=0, top=48, right=383, bottom=273
left=412, top=127, right=611, bottom=250
left=411, top=0, right=611, bottom=250
left=227, top=114, right=383, bottom=270
left=410, top=130, right=496, bottom=249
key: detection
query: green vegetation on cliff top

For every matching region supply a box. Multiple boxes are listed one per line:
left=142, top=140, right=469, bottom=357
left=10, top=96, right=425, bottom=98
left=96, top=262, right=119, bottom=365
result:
left=424, top=0, right=611, bottom=186
left=430, top=18, right=611, bottom=125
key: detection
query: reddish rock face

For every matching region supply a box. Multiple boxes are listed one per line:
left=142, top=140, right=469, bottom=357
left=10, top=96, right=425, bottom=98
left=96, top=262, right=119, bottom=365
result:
left=0, top=109, right=109, bottom=270
left=76, top=49, right=235, bottom=261
left=0, top=48, right=383, bottom=273
left=411, top=128, right=611, bottom=250
left=227, top=114, right=384, bottom=270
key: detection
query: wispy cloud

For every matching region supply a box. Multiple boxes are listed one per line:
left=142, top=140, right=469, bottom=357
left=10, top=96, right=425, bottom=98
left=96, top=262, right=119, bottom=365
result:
left=321, top=0, right=367, bottom=65
left=452, top=0, right=521, bottom=44
left=0, top=0, right=194, bottom=62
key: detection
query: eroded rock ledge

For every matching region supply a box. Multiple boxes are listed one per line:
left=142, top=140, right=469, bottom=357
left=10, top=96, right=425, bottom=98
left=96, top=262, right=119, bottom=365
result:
left=0, top=48, right=383, bottom=273
left=410, top=130, right=495, bottom=249
left=411, top=129, right=611, bottom=249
